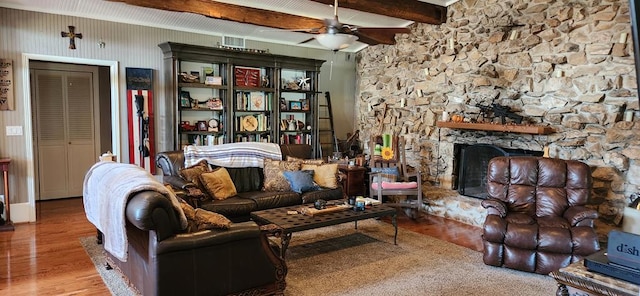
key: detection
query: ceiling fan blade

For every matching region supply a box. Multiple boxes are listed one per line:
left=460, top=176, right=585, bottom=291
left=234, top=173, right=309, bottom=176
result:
left=352, top=27, right=411, bottom=45
left=298, top=37, right=317, bottom=45
left=260, top=28, right=322, bottom=33
left=350, top=32, right=379, bottom=46
left=356, top=27, right=412, bottom=35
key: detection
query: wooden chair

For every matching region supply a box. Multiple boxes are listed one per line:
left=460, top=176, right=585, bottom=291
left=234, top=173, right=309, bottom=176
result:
left=369, top=135, right=423, bottom=219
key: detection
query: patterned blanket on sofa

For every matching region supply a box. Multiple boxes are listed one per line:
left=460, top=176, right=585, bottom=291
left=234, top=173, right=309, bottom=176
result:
left=82, top=161, right=187, bottom=262
left=184, top=142, right=282, bottom=168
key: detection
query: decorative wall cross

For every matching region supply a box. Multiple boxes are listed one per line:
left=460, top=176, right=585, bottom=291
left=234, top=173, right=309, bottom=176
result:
left=61, top=26, right=82, bottom=49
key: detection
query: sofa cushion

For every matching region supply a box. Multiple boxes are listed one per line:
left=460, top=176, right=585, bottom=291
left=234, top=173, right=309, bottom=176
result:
left=263, top=159, right=301, bottom=191
left=283, top=170, right=319, bottom=193
left=301, top=163, right=339, bottom=189
left=199, top=197, right=257, bottom=218
left=179, top=160, right=210, bottom=189
left=199, top=168, right=237, bottom=200
left=371, top=181, right=418, bottom=190
left=225, top=167, right=263, bottom=193
left=237, top=191, right=301, bottom=210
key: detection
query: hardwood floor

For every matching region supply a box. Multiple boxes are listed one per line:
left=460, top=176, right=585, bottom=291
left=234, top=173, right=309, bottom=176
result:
left=0, top=198, right=482, bottom=295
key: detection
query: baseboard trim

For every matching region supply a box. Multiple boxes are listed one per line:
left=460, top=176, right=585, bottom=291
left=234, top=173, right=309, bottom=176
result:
left=10, top=203, right=35, bottom=223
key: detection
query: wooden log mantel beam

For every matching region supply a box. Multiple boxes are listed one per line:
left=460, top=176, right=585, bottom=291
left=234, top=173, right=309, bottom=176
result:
left=309, top=0, right=447, bottom=25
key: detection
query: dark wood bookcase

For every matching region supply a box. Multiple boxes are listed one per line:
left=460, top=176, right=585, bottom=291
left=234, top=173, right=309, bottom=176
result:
left=158, top=42, right=325, bottom=157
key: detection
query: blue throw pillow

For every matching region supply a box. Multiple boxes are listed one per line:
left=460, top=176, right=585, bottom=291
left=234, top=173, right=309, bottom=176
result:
left=283, top=170, right=319, bottom=193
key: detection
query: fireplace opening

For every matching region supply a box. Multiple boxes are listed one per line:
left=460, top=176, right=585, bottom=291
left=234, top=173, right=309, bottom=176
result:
left=454, top=144, right=542, bottom=199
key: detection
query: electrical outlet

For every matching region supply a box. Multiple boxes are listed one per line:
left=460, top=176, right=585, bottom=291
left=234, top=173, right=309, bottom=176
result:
left=6, top=126, right=22, bottom=136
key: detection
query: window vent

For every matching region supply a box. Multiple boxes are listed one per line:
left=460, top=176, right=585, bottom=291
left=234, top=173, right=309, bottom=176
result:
left=222, top=36, right=245, bottom=49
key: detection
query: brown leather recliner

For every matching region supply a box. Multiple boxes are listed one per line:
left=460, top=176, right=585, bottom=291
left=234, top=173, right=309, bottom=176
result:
left=481, top=156, right=600, bottom=274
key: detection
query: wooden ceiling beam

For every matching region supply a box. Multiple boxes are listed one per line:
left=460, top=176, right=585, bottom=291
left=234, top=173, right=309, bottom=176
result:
left=309, top=0, right=447, bottom=25
left=107, top=0, right=442, bottom=46
left=107, top=0, right=326, bottom=31
left=354, top=28, right=412, bottom=45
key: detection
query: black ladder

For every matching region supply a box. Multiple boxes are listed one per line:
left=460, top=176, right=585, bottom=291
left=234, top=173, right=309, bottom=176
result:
left=318, top=91, right=338, bottom=159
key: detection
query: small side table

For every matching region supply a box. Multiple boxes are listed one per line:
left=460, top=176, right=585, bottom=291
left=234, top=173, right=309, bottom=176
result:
left=0, top=158, right=14, bottom=231
left=338, top=165, right=367, bottom=197
left=550, top=259, right=639, bottom=296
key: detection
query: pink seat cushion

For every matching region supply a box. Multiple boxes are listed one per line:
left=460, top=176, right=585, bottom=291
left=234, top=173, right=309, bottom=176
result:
left=371, top=181, right=418, bottom=190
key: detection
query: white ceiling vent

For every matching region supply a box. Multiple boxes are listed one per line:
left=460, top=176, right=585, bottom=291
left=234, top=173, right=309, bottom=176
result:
left=222, top=36, right=246, bottom=48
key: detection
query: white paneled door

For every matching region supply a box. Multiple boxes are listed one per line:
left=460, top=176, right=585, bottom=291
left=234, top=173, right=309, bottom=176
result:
left=33, top=67, right=97, bottom=200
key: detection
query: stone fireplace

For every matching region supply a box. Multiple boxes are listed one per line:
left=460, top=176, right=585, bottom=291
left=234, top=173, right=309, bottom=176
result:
left=454, top=144, right=542, bottom=199
left=355, top=0, right=639, bottom=238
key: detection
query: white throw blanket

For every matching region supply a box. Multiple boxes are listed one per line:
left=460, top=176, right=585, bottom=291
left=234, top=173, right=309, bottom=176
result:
left=184, top=142, right=282, bottom=168
left=83, top=162, right=188, bottom=262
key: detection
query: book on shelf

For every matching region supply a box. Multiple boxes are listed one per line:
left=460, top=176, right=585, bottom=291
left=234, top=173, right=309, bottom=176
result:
left=249, top=92, right=264, bottom=111
left=236, top=91, right=271, bottom=111
left=235, top=134, right=271, bottom=143
left=205, top=135, right=225, bottom=146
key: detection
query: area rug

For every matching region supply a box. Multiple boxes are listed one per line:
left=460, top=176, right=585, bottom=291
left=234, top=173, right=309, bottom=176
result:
left=79, top=236, right=140, bottom=296
left=81, top=219, right=556, bottom=295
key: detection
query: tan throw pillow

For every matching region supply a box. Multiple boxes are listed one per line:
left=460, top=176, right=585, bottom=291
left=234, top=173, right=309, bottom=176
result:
left=302, top=163, right=338, bottom=189
left=173, top=193, right=199, bottom=232
left=286, top=155, right=325, bottom=165
left=179, top=160, right=210, bottom=189
left=199, top=168, right=237, bottom=200
left=177, top=197, right=231, bottom=232
left=194, top=208, right=232, bottom=230
left=263, top=158, right=301, bottom=191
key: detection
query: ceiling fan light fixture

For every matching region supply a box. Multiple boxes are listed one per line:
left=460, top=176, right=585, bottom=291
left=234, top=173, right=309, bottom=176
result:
left=316, top=33, right=358, bottom=50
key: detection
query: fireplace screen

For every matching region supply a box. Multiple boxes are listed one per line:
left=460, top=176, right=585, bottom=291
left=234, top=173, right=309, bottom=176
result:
left=456, top=144, right=542, bottom=199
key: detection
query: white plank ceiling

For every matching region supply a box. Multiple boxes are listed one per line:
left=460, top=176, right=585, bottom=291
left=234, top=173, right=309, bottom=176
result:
left=0, top=0, right=458, bottom=52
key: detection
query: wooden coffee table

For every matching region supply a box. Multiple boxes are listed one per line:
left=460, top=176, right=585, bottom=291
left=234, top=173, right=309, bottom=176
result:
left=250, top=201, right=397, bottom=258
left=550, top=259, right=639, bottom=296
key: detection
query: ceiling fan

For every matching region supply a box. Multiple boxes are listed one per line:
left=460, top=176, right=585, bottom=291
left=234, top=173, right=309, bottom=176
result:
left=299, top=0, right=412, bottom=50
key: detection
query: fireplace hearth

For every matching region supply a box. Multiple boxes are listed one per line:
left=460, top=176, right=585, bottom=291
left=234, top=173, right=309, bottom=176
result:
left=454, top=144, right=542, bottom=199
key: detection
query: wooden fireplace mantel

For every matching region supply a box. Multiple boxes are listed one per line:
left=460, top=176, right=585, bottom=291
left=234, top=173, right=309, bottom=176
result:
left=436, top=121, right=554, bottom=135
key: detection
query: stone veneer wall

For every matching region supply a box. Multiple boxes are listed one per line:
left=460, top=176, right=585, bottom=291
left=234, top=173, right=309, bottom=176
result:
left=356, top=0, right=638, bottom=236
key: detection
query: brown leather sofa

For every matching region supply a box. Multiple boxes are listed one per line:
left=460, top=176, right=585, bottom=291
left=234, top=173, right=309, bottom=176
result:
left=481, top=156, right=600, bottom=274
left=104, top=188, right=287, bottom=296
left=156, top=144, right=343, bottom=221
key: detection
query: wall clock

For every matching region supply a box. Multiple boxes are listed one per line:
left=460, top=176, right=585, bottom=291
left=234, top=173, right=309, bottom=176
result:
left=242, top=115, right=258, bottom=131
left=208, top=118, right=219, bottom=132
